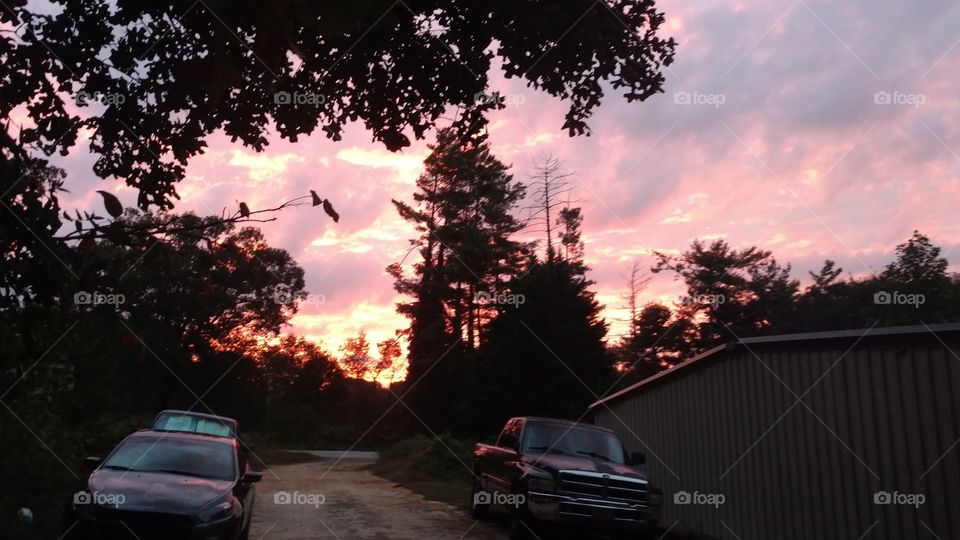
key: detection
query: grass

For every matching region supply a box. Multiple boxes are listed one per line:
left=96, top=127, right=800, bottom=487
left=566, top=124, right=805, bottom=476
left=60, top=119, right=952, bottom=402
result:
left=371, top=434, right=476, bottom=509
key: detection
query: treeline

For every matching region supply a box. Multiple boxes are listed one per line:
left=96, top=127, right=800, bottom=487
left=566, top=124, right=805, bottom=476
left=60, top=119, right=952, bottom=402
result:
left=388, top=130, right=612, bottom=437
left=386, top=129, right=960, bottom=439
left=0, top=154, right=395, bottom=537
left=617, top=231, right=960, bottom=385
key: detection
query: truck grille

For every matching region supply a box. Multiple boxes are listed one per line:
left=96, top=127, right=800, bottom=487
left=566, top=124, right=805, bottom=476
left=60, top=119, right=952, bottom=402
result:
left=558, top=470, right=647, bottom=503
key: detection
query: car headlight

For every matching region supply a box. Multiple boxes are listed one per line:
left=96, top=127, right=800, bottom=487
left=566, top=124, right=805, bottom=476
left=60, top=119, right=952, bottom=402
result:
left=528, top=477, right=559, bottom=493
left=197, top=500, right=235, bottom=523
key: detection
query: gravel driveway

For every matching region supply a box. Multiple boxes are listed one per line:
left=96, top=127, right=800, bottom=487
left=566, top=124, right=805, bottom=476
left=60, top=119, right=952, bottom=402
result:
left=249, top=456, right=506, bottom=540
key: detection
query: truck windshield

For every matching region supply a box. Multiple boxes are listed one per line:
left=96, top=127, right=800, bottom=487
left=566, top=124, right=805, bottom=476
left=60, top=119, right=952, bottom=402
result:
left=522, top=423, right=626, bottom=464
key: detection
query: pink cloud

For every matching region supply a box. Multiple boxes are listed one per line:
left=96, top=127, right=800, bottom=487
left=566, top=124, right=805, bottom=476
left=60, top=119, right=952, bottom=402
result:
left=41, top=0, right=960, bottom=352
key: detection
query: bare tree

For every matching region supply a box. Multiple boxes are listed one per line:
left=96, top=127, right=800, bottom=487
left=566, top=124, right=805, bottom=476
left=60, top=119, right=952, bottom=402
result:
left=623, top=261, right=652, bottom=340
left=524, top=155, right=577, bottom=263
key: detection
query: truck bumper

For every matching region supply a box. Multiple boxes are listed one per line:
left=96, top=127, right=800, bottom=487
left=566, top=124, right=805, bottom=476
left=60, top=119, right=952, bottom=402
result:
left=526, top=491, right=660, bottom=532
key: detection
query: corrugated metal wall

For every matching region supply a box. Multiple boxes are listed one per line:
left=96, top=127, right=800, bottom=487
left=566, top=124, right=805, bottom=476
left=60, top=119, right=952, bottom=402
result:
left=592, top=337, right=960, bottom=540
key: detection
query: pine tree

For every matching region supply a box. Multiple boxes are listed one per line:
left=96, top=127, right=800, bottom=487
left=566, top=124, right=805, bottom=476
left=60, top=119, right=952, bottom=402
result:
left=388, top=128, right=527, bottom=430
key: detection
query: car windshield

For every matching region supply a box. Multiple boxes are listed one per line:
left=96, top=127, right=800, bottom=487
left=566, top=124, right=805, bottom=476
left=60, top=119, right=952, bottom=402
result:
left=103, top=436, right=236, bottom=481
left=522, top=423, right=626, bottom=464
left=153, top=413, right=233, bottom=437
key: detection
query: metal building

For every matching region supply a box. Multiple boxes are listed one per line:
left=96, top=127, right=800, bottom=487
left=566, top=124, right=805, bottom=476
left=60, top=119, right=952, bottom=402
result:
left=589, top=323, right=960, bottom=540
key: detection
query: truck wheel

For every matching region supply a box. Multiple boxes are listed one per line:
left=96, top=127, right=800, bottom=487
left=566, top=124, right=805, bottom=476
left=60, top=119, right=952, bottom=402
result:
left=470, top=475, right=490, bottom=519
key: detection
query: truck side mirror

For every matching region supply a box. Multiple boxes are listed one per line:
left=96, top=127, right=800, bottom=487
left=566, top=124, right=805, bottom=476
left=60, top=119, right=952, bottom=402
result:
left=630, top=451, right=646, bottom=465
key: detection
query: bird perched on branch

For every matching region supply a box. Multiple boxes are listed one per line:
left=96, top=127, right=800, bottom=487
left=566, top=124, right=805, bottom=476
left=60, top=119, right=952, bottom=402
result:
left=310, top=190, right=339, bottom=222
left=322, top=199, right=339, bottom=223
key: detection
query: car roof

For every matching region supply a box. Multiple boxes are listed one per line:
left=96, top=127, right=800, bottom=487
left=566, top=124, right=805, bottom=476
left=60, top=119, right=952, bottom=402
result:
left=130, top=429, right=237, bottom=446
left=152, top=410, right=238, bottom=438
left=516, top=416, right=615, bottom=433
left=154, top=409, right=237, bottom=426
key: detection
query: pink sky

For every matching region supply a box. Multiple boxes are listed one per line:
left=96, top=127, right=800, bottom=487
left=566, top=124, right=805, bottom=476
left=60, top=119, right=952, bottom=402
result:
left=48, top=0, right=960, bottom=362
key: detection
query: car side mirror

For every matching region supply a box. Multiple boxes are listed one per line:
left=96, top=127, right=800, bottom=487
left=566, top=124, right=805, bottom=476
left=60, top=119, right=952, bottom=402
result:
left=241, top=471, right=262, bottom=484
left=630, top=452, right=646, bottom=465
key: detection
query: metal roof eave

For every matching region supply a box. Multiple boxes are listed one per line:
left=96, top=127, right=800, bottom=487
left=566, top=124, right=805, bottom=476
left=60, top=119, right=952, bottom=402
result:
left=589, top=322, right=960, bottom=410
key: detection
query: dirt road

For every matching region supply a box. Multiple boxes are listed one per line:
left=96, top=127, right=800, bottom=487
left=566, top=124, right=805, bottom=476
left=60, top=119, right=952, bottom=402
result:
left=249, top=456, right=507, bottom=540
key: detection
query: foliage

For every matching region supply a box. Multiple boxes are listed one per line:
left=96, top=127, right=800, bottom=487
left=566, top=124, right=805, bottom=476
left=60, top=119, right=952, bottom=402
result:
left=388, top=127, right=529, bottom=430
left=616, top=302, right=696, bottom=385
left=371, top=434, right=475, bottom=507
left=641, top=231, right=960, bottom=356
left=1, top=0, right=675, bottom=208
left=652, top=239, right=799, bottom=345
left=465, top=258, right=610, bottom=436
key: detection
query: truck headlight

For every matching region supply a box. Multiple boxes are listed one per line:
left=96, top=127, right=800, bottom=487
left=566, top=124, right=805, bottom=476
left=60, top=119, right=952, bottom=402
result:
left=528, top=477, right=559, bottom=493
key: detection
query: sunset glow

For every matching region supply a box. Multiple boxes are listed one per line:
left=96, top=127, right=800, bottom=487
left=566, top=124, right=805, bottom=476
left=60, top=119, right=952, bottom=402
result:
left=47, top=0, right=960, bottom=374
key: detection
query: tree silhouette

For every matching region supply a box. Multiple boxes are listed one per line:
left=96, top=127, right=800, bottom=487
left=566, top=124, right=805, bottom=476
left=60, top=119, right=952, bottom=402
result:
left=2, top=0, right=676, bottom=208
left=388, top=127, right=527, bottom=430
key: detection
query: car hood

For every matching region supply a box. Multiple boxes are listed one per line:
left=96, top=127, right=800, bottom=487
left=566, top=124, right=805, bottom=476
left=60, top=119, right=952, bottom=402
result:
left=522, top=453, right=647, bottom=481
left=89, top=469, right=234, bottom=514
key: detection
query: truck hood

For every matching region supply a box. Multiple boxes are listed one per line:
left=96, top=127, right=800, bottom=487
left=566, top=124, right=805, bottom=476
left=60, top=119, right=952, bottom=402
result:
left=522, top=453, right=648, bottom=481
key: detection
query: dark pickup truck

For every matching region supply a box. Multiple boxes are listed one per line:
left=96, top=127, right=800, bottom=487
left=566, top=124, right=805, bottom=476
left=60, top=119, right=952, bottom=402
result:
left=472, top=416, right=661, bottom=539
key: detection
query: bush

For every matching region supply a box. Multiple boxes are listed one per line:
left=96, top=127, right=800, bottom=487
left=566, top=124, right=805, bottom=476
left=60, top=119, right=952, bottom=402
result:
left=373, top=434, right=474, bottom=485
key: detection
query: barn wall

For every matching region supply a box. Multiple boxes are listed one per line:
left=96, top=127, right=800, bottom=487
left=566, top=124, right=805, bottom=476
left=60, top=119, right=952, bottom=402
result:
left=592, top=337, right=960, bottom=540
